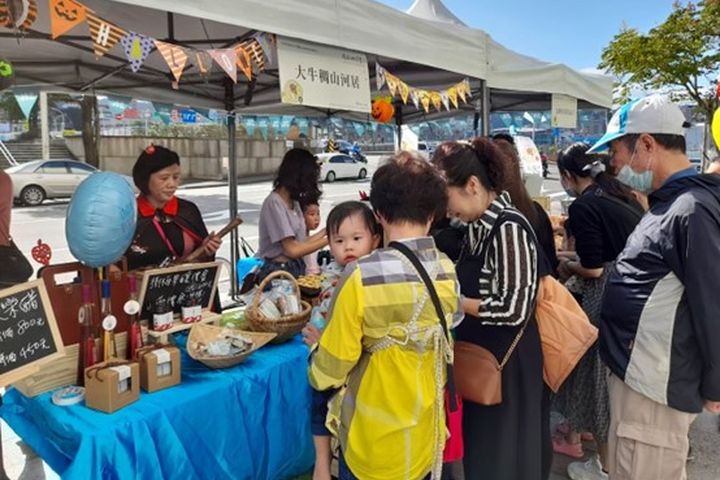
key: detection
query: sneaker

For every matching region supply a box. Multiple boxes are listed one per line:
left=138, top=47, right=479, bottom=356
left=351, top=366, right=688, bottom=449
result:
left=567, top=456, right=609, bottom=480
left=553, top=435, right=584, bottom=459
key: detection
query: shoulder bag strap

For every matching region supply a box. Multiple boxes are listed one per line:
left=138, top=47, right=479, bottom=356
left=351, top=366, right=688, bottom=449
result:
left=389, top=241, right=458, bottom=411
left=476, top=208, right=537, bottom=370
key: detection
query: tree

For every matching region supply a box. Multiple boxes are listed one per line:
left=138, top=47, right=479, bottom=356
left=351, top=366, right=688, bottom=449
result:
left=599, top=1, right=720, bottom=164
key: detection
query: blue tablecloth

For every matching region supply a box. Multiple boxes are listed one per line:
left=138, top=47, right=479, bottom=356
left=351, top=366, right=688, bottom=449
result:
left=0, top=335, right=315, bottom=480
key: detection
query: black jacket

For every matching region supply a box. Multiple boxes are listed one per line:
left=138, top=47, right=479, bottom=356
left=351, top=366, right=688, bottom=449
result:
left=600, top=174, right=720, bottom=413
left=125, top=196, right=209, bottom=271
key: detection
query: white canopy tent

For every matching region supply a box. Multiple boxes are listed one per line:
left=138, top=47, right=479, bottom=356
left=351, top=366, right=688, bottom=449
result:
left=406, top=0, right=613, bottom=113
left=1, top=0, right=612, bottom=293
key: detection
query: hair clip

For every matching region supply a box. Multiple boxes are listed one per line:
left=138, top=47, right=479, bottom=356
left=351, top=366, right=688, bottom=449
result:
left=145, top=144, right=155, bottom=155
left=582, top=160, right=606, bottom=178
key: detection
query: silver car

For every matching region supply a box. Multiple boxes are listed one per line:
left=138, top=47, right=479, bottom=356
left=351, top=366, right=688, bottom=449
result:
left=6, top=159, right=132, bottom=206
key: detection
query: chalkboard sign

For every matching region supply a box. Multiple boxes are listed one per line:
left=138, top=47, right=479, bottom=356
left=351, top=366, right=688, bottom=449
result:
left=0, top=280, right=65, bottom=386
left=137, top=262, right=221, bottom=320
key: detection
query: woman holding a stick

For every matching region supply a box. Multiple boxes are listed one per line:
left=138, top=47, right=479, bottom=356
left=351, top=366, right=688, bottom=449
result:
left=125, top=145, right=221, bottom=271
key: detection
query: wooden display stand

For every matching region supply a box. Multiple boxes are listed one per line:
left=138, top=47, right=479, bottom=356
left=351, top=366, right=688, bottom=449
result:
left=11, top=260, right=223, bottom=396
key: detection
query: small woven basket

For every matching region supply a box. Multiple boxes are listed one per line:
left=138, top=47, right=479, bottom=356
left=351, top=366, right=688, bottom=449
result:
left=187, top=323, right=276, bottom=369
left=246, top=271, right=312, bottom=343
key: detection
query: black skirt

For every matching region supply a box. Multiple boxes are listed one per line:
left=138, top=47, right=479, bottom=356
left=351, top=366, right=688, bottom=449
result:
left=462, top=317, right=549, bottom=480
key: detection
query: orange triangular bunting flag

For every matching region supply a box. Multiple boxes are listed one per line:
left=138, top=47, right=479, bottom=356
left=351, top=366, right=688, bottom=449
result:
left=235, top=43, right=253, bottom=81
left=86, top=13, right=126, bottom=58
left=209, top=49, right=237, bottom=83
left=247, top=39, right=265, bottom=72
left=49, top=0, right=87, bottom=39
left=155, top=40, right=188, bottom=83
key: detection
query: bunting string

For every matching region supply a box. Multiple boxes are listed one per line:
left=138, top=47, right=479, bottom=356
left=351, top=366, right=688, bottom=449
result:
left=376, top=62, right=471, bottom=113
left=40, top=0, right=272, bottom=85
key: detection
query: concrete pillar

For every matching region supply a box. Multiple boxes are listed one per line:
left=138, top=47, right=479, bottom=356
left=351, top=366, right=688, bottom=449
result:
left=39, top=91, right=50, bottom=159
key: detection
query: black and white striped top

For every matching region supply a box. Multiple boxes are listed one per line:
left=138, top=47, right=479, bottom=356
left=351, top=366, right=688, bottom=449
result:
left=465, top=191, right=539, bottom=327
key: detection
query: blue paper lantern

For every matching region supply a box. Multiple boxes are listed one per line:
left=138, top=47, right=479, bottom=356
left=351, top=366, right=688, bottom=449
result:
left=66, top=172, right=137, bottom=268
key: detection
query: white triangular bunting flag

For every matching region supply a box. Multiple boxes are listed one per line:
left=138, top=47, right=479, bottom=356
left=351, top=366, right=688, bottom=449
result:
left=209, top=49, right=237, bottom=83
left=376, top=63, right=386, bottom=91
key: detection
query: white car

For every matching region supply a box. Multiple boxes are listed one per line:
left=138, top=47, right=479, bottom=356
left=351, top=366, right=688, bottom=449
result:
left=317, top=153, right=368, bottom=182
left=6, top=159, right=135, bottom=206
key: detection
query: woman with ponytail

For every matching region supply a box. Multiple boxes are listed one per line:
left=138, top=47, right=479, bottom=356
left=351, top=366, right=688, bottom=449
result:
left=552, top=143, right=644, bottom=480
left=433, top=138, right=548, bottom=480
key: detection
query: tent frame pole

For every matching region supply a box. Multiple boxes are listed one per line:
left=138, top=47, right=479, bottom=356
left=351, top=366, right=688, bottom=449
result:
left=480, top=79, right=490, bottom=137
left=394, top=101, right=403, bottom=150
left=225, top=80, right=240, bottom=299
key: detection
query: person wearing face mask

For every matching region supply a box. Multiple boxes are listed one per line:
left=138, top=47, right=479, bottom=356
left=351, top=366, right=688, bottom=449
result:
left=552, top=143, right=643, bottom=480
left=125, top=145, right=221, bottom=271
left=433, top=138, right=547, bottom=480
left=588, top=94, right=720, bottom=480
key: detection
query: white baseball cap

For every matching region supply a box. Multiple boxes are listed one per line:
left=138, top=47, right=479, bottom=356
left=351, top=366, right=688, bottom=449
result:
left=588, top=94, right=688, bottom=153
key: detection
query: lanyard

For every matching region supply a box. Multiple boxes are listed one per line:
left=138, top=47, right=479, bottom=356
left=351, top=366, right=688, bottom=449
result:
left=151, top=218, right=180, bottom=258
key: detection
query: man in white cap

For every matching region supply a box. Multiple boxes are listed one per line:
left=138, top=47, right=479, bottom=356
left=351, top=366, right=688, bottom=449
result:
left=589, top=94, right=720, bottom=480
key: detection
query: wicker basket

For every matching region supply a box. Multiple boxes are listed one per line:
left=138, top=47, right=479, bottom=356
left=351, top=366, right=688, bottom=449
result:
left=187, top=323, right=276, bottom=369
left=246, top=270, right=312, bottom=343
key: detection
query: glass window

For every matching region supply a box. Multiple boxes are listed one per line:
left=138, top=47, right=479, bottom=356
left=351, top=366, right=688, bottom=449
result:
left=330, top=156, right=344, bottom=164
left=68, top=162, right=96, bottom=174
left=39, top=161, right=69, bottom=174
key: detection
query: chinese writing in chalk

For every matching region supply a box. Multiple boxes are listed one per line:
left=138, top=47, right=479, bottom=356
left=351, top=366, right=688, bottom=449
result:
left=0, top=290, right=39, bottom=322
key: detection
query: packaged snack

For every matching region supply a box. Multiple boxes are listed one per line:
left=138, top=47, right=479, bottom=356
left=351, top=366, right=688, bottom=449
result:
left=258, top=296, right=282, bottom=320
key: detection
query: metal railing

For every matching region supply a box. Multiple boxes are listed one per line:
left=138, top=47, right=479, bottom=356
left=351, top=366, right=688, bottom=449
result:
left=0, top=140, right=17, bottom=166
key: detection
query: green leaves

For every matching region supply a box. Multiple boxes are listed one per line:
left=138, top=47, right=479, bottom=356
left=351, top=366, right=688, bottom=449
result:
left=599, top=1, right=719, bottom=116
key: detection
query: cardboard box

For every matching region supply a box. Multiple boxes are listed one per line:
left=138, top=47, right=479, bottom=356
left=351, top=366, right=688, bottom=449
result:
left=139, top=347, right=181, bottom=393
left=85, top=361, right=139, bottom=413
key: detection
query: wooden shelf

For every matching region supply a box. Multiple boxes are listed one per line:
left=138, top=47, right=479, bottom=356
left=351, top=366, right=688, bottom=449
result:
left=145, top=312, right=221, bottom=343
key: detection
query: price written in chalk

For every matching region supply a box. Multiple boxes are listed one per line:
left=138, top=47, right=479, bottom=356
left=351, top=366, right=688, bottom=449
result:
left=138, top=263, right=220, bottom=320
left=0, top=282, right=64, bottom=382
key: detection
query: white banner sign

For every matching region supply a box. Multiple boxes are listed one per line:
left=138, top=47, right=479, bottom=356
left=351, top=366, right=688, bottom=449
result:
left=278, top=37, right=371, bottom=113
left=551, top=94, right=578, bottom=129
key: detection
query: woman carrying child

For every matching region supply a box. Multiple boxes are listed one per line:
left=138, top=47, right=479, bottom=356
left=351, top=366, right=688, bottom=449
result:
left=309, top=153, right=463, bottom=480
left=303, top=200, right=381, bottom=480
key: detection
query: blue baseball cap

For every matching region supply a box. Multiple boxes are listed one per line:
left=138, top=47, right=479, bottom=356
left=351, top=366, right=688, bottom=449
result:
left=588, top=94, right=688, bottom=153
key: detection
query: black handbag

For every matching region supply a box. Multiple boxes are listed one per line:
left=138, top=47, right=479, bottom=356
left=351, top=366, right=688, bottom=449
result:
left=0, top=239, right=33, bottom=289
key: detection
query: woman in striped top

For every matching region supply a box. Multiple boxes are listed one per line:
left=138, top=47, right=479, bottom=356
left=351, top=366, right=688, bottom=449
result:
left=433, top=138, right=548, bottom=480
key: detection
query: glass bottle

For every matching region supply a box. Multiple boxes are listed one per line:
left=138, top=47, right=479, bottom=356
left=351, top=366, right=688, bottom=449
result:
left=100, top=280, right=117, bottom=361
left=124, top=276, right=143, bottom=360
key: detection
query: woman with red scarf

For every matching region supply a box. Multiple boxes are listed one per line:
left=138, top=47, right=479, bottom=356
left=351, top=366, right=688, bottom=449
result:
left=125, top=145, right=220, bottom=271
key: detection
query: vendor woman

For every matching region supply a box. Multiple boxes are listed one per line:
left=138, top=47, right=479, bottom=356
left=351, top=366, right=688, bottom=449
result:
left=125, top=145, right=221, bottom=271
left=256, top=148, right=327, bottom=279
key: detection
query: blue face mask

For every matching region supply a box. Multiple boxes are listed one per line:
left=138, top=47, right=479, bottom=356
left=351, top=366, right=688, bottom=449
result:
left=617, top=165, right=654, bottom=193
left=561, top=177, right=577, bottom=198
left=616, top=146, right=654, bottom=194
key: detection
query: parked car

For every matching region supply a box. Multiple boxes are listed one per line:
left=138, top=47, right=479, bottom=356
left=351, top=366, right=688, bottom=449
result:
left=417, top=142, right=435, bottom=159
left=5, top=159, right=135, bottom=206
left=321, top=139, right=367, bottom=163
left=317, top=153, right=368, bottom=182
